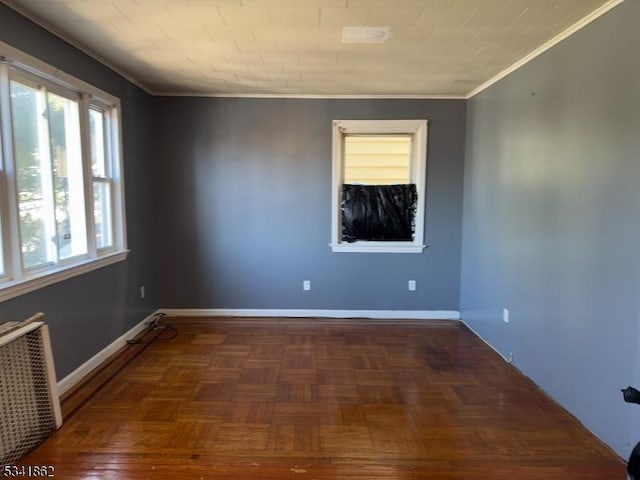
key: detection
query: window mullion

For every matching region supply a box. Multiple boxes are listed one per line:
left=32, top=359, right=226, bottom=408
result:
left=79, top=94, right=96, bottom=258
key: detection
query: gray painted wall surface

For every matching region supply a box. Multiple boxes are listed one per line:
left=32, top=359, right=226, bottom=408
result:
left=460, top=1, right=640, bottom=457
left=152, top=98, right=466, bottom=310
left=0, top=4, right=157, bottom=379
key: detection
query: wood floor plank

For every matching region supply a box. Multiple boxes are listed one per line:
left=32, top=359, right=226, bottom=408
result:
left=21, top=317, right=626, bottom=479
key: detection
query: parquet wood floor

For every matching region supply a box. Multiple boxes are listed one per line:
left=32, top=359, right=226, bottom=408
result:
left=23, top=318, right=625, bottom=479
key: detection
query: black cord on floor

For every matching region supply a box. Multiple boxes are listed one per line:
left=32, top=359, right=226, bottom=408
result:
left=126, top=313, right=178, bottom=344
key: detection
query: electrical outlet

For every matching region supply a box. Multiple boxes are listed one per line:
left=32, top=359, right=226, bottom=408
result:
left=140, top=286, right=145, bottom=299
left=303, top=280, right=311, bottom=291
left=408, top=280, right=416, bottom=291
left=503, top=308, right=509, bottom=323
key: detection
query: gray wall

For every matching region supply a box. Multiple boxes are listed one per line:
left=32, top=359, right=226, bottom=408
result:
left=0, top=4, right=157, bottom=379
left=460, top=1, right=640, bottom=457
left=152, top=98, right=466, bottom=310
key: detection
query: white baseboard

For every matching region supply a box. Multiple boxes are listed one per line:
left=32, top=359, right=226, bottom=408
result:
left=57, top=310, right=160, bottom=396
left=460, top=319, right=512, bottom=364
left=158, top=308, right=460, bottom=320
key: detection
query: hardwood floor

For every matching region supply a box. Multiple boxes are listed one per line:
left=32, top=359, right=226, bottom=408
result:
left=23, top=318, right=625, bottom=479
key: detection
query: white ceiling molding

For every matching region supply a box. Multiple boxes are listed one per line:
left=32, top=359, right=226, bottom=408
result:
left=155, top=92, right=467, bottom=100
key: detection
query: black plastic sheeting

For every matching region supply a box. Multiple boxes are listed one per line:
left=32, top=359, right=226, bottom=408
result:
left=341, top=184, right=417, bottom=242
left=623, top=386, right=640, bottom=480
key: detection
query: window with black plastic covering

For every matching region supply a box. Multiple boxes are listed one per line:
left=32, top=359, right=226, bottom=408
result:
left=341, top=184, right=417, bottom=242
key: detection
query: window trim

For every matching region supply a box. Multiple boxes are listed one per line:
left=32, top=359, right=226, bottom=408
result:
left=330, top=119, right=428, bottom=253
left=0, top=250, right=128, bottom=303
left=0, top=40, right=128, bottom=301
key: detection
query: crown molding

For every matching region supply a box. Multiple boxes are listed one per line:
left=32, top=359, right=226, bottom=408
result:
left=152, top=92, right=467, bottom=99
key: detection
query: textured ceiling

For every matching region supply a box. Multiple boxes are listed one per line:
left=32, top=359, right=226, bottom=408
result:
left=2, top=0, right=617, bottom=97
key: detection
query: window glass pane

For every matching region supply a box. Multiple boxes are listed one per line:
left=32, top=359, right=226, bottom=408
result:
left=90, top=106, right=114, bottom=250
left=89, top=108, right=107, bottom=177
left=47, top=92, right=87, bottom=261
left=344, top=135, right=411, bottom=185
left=93, top=181, right=112, bottom=249
left=10, top=80, right=55, bottom=270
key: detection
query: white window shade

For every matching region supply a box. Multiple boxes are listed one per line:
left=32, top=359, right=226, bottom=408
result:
left=343, top=135, right=411, bottom=185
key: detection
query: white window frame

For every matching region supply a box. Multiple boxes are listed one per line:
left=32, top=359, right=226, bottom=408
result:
left=0, top=41, right=128, bottom=303
left=87, top=99, right=125, bottom=257
left=330, top=119, right=428, bottom=253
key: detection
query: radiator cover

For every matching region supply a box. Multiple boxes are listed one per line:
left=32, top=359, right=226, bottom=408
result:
left=0, top=315, right=62, bottom=466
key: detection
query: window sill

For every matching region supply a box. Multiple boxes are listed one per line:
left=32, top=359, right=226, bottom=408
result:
left=330, top=243, right=426, bottom=253
left=0, top=250, right=129, bottom=303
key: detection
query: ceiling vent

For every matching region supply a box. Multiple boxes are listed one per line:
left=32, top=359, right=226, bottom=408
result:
left=341, top=26, right=391, bottom=44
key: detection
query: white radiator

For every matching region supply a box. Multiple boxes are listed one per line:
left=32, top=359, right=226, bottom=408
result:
left=0, top=313, right=62, bottom=466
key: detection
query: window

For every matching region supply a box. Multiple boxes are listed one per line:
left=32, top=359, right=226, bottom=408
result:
left=89, top=106, right=115, bottom=251
left=331, top=119, right=428, bottom=253
left=10, top=78, right=87, bottom=270
left=0, top=44, right=127, bottom=302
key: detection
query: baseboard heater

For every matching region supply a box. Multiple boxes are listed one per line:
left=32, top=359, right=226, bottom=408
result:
left=0, top=313, right=62, bottom=466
